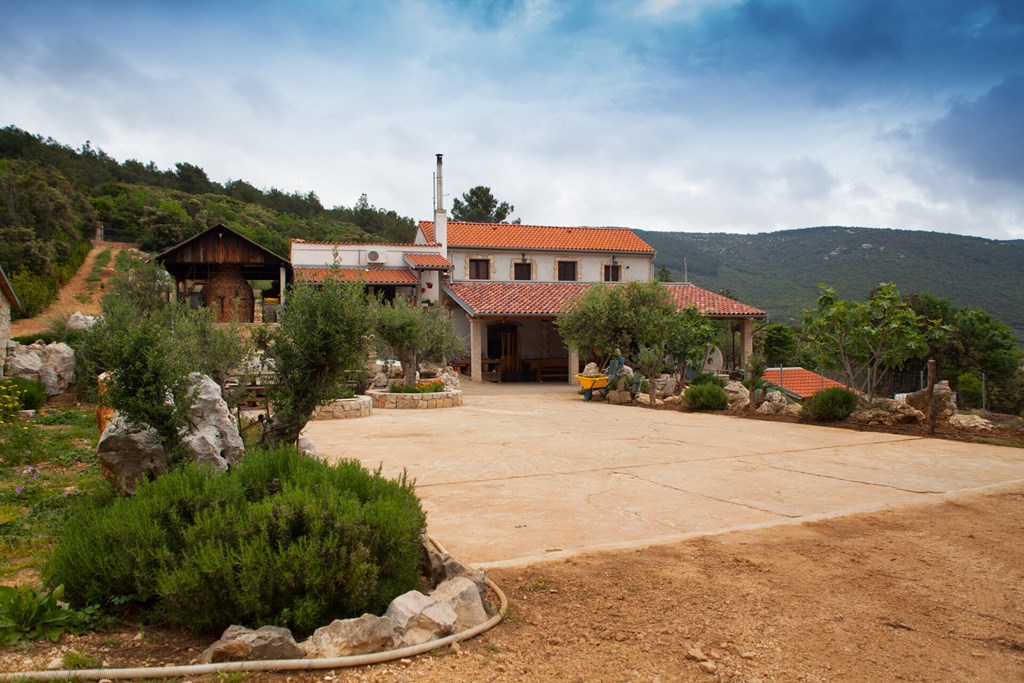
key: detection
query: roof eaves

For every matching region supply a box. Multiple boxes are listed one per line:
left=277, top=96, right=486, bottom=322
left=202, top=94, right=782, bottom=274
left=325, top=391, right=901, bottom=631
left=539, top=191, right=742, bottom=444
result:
left=0, top=263, right=21, bottom=311
left=441, top=284, right=477, bottom=316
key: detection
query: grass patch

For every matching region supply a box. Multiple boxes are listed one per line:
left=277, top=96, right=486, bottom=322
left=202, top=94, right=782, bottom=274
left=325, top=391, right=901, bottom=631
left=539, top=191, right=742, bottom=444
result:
left=0, top=406, right=108, bottom=582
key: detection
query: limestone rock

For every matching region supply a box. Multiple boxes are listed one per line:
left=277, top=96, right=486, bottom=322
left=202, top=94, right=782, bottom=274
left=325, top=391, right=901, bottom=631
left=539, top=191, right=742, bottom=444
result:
left=182, top=374, right=244, bottom=469
left=634, top=393, right=664, bottom=407
left=905, top=380, right=957, bottom=419
left=723, top=381, right=750, bottom=412
left=420, top=539, right=492, bottom=614
left=97, top=373, right=245, bottom=495
left=65, top=311, right=98, bottom=333
left=5, top=341, right=76, bottom=395
left=298, top=435, right=316, bottom=457
left=582, top=362, right=600, bottom=375
left=201, top=625, right=305, bottom=663
left=607, top=389, right=633, bottom=405
left=385, top=590, right=458, bottom=647
left=657, top=374, right=677, bottom=398
left=783, top=403, right=802, bottom=416
left=948, top=414, right=995, bottom=432
left=39, top=343, right=76, bottom=395
left=429, top=577, right=489, bottom=632
left=97, top=415, right=169, bottom=495
left=850, top=399, right=924, bottom=426
left=303, top=614, right=394, bottom=657
left=371, top=372, right=390, bottom=389
left=439, top=366, right=461, bottom=391
left=756, top=390, right=788, bottom=415
left=7, top=347, right=43, bottom=377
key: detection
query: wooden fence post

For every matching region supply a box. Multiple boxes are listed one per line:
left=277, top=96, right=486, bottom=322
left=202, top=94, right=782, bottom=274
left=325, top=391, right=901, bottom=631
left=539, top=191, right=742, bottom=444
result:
left=926, top=359, right=937, bottom=435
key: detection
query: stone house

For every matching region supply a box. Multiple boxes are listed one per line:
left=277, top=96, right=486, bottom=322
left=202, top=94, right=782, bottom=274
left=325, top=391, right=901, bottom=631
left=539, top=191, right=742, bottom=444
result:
left=0, top=264, right=21, bottom=377
left=290, top=155, right=766, bottom=383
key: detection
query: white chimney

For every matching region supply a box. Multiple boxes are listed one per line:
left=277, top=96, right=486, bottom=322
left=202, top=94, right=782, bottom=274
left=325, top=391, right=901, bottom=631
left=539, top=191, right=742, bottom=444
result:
left=434, top=153, right=447, bottom=254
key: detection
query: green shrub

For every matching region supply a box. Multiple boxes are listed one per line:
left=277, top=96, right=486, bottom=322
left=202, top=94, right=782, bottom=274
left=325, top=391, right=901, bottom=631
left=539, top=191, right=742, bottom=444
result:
left=691, top=373, right=725, bottom=388
left=1, top=377, right=47, bottom=410
left=956, top=372, right=983, bottom=408
left=10, top=332, right=62, bottom=345
left=46, top=447, right=427, bottom=636
left=684, top=383, right=729, bottom=410
left=801, top=387, right=860, bottom=421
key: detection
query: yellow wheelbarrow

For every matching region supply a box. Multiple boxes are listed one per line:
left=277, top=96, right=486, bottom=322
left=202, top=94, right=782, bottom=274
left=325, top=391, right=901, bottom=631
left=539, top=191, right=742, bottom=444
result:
left=576, top=374, right=609, bottom=401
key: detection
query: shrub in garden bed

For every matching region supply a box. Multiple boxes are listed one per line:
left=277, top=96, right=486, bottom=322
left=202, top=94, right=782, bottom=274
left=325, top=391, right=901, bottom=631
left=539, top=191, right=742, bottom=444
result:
left=1, top=377, right=47, bottom=411
left=800, top=387, right=860, bottom=421
left=684, top=383, right=729, bottom=411
left=388, top=380, right=446, bottom=393
left=690, top=373, right=725, bottom=388
left=45, top=447, right=427, bottom=636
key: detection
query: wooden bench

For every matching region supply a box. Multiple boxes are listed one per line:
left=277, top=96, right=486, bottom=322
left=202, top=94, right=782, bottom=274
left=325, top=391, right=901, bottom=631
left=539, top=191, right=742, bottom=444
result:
left=525, top=357, right=570, bottom=383
left=481, top=358, right=503, bottom=383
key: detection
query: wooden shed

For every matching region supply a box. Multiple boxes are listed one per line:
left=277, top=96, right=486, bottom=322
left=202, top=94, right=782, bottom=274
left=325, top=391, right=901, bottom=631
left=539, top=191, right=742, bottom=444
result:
left=155, top=224, right=292, bottom=323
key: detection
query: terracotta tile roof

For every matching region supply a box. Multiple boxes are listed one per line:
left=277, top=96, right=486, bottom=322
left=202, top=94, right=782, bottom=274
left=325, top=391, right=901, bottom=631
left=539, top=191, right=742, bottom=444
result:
left=762, top=368, right=851, bottom=399
left=419, top=221, right=655, bottom=253
left=294, top=267, right=418, bottom=284
left=291, top=238, right=421, bottom=247
left=404, top=253, right=453, bottom=269
left=445, top=282, right=591, bottom=316
left=444, top=281, right=764, bottom=318
left=665, top=284, right=766, bottom=317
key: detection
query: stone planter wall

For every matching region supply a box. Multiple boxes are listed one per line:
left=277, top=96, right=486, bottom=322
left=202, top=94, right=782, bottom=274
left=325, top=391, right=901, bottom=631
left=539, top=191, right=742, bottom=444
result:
left=311, top=395, right=373, bottom=420
left=370, top=390, right=463, bottom=409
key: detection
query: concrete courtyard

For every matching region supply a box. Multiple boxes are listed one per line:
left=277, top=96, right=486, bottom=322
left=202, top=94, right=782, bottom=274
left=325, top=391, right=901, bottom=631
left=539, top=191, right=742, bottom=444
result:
left=306, top=382, right=1024, bottom=568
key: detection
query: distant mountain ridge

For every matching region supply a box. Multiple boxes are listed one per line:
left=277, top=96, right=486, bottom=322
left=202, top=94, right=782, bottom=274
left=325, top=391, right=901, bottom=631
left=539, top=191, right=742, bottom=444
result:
left=636, top=226, right=1024, bottom=343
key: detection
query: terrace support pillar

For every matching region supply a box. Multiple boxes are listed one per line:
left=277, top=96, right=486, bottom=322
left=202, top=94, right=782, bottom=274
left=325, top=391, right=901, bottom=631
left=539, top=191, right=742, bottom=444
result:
left=279, top=265, right=287, bottom=308
left=567, top=346, right=579, bottom=385
left=739, top=318, right=754, bottom=369
left=470, top=317, right=483, bottom=383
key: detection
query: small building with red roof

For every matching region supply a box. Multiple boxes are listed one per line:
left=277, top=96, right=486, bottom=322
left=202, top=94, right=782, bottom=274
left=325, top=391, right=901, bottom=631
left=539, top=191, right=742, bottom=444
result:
left=761, top=367, right=853, bottom=400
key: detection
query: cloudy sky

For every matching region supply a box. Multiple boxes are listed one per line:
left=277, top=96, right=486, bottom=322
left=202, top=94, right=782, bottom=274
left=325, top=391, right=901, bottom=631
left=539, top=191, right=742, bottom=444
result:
left=2, top=0, right=1022, bottom=238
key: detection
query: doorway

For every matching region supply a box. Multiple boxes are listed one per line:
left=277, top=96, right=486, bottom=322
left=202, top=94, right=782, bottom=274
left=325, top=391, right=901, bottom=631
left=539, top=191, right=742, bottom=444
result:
left=487, top=323, right=522, bottom=381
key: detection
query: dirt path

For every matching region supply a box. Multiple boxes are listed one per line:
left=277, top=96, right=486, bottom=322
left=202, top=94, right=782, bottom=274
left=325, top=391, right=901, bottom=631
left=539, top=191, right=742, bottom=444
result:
left=6, top=485, right=1022, bottom=681
left=10, top=242, right=134, bottom=337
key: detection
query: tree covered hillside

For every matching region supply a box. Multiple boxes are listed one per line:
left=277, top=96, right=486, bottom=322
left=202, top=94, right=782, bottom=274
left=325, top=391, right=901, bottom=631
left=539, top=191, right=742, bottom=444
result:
left=639, top=227, right=1024, bottom=343
left=0, top=125, right=415, bottom=316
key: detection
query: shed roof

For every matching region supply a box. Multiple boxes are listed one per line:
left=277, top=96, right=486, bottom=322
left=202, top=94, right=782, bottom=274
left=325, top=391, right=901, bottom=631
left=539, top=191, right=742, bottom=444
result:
left=155, top=224, right=291, bottom=281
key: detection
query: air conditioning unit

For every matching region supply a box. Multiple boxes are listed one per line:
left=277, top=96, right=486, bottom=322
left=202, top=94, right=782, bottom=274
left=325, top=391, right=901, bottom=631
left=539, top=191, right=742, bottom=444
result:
left=367, top=250, right=381, bottom=263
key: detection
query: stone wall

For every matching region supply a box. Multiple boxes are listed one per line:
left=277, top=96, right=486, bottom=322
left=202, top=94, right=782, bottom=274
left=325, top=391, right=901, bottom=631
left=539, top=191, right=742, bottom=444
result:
left=311, top=395, right=373, bottom=420
left=370, top=390, right=463, bottom=409
left=0, top=292, right=10, bottom=376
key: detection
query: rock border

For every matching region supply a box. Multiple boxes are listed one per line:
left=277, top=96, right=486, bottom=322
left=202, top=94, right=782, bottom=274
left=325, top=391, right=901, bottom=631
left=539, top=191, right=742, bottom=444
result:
left=4, top=537, right=507, bottom=681
left=367, top=389, right=463, bottom=409
left=311, top=395, right=373, bottom=420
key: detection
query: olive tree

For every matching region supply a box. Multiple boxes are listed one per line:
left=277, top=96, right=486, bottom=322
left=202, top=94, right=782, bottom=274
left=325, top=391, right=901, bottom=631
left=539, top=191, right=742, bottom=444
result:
left=802, top=282, right=927, bottom=400
left=557, top=281, right=679, bottom=363
left=82, top=260, right=248, bottom=459
left=255, top=277, right=375, bottom=445
left=374, top=300, right=465, bottom=384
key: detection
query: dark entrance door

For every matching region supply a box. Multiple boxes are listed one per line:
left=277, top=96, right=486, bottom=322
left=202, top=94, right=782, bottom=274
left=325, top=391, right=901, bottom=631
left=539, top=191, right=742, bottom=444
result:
left=487, top=323, right=522, bottom=381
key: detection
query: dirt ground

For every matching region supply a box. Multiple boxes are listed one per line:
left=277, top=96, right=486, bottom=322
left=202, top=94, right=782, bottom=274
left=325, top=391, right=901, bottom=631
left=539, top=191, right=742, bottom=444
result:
left=9, top=241, right=132, bottom=338
left=5, top=484, right=1022, bottom=682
